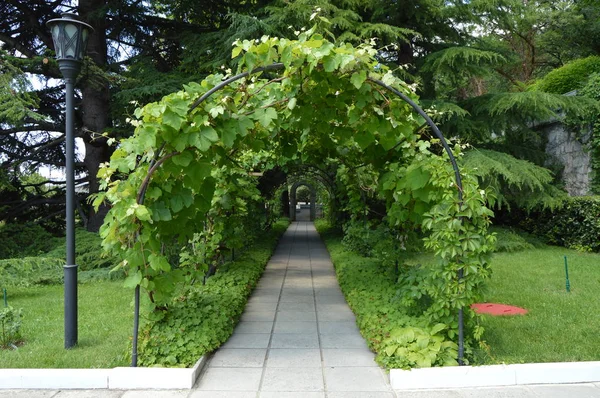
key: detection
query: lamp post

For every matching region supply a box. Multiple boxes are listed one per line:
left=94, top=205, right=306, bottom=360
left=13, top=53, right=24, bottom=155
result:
left=47, top=13, right=94, bottom=349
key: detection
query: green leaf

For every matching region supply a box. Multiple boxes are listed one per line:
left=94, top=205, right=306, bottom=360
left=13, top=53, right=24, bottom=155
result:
left=385, top=345, right=399, bottom=356
left=220, top=125, right=237, bottom=148
left=123, top=271, right=142, bottom=288
left=135, top=205, right=152, bottom=221
left=254, top=107, right=278, bottom=128
left=162, top=108, right=184, bottom=131
left=350, top=70, right=367, bottom=90
left=288, top=98, right=297, bottom=110
left=148, top=254, right=172, bottom=272
left=323, top=55, right=341, bottom=72
left=172, top=151, right=193, bottom=167
left=152, top=201, right=172, bottom=221
left=354, top=130, right=375, bottom=149
left=170, top=195, right=184, bottom=213
left=190, top=126, right=219, bottom=151
left=237, top=116, right=255, bottom=136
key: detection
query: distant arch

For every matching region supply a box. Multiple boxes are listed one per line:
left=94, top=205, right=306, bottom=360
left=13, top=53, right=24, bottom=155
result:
left=289, top=181, right=316, bottom=221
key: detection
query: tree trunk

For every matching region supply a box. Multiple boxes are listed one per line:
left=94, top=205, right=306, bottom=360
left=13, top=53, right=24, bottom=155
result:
left=79, top=0, right=112, bottom=232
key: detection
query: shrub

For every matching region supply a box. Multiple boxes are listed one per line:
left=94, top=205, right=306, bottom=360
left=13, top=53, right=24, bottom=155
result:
left=0, top=223, right=60, bottom=260
left=513, top=197, right=600, bottom=252
left=489, top=226, right=536, bottom=252
left=0, top=257, right=63, bottom=287
left=137, top=219, right=289, bottom=367
left=341, top=219, right=420, bottom=272
left=531, top=56, right=600, bottom=94
left=0, top=306, right=23, bottom=349
left=46, top=229, right=119, bottom=270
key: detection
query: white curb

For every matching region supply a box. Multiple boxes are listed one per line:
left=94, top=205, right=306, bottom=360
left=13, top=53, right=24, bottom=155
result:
left=0, top=356, right=207, bottom=390
left=390, top=361, right=600, bottom=390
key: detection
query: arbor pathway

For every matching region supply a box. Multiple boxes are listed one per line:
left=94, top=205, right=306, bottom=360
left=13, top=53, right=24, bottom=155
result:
left=194, top=220, right=394, bottom=396
left=2, top=222, right=600, bottom=397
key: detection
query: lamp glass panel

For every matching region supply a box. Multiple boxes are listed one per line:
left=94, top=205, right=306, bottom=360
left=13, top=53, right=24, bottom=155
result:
left=64, top=23, right=79, bottom=59
left=81, top=29, right=89, bottom=54
left=51, top=24, right=63, bottom=58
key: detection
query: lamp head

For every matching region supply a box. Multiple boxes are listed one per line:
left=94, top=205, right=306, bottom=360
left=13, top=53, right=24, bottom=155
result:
left=47, top=13, right=94, bottom=78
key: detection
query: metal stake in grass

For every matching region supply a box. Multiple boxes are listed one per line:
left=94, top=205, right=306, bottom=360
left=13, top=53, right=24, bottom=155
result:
left=564, top=256, right=571, bottom=293
left=3, top=288, right=7, bottom=307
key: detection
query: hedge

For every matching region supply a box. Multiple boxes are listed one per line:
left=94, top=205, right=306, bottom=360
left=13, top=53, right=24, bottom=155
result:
left=531, top=56, right=600, bottom=94
left=511, top=196, right=600, bottom=252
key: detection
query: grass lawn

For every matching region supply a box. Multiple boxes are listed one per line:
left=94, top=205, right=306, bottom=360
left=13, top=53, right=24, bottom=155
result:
left=480, top=246, right=600, bottom=364
left=0, top=281, right=132, bottom=368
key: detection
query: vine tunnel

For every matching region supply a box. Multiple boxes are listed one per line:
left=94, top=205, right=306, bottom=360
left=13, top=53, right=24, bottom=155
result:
left=99, top=37, right=490, bottom=369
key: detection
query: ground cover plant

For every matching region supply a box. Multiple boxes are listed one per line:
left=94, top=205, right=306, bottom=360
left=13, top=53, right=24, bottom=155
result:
left=0, top=281, right=131, bottom=368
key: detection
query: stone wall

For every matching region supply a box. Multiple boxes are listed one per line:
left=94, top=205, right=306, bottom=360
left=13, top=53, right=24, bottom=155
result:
left=542, top=121, right=592, bottom=196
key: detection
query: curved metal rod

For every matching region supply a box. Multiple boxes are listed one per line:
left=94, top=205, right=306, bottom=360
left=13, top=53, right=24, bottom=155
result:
left=368, top=77, right=466, bottom=365
left=189, top=63, right=285, bottom=112
left=132, top=61, right=467, bottom=366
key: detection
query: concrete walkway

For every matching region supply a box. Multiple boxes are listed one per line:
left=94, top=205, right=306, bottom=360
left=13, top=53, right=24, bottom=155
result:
left=2, top=221, right=600, bottom=397
left=193, top=221, right=392, bottom=397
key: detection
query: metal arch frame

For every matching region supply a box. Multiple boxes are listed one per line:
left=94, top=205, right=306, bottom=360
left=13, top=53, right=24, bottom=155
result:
left=133, top=63, right=467, bottom=366
left=289, top=180, right=318, bottom=221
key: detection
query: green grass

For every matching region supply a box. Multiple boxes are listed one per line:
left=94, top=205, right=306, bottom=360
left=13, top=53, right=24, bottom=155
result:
left=480, top=246, right=600, bottom=364
left=0, top=281, right=131, bottom=368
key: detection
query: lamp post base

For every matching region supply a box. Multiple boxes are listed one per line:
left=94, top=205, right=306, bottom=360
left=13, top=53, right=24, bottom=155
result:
left=64, top=264, right=78, bottom=349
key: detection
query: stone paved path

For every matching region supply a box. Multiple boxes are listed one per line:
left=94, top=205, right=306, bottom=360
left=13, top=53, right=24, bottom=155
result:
left=2, top=222, right=600, bottom=397
left=193, top=220, right=394, bottom=397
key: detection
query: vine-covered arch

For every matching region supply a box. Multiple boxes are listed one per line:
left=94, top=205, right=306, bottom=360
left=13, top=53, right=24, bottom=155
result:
left=97, top=29, right=494, bottom=368
left=289, top=180, right=317, bottom=221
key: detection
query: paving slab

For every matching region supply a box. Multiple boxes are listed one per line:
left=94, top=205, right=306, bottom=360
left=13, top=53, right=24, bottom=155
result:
left=0, top=391, right=60, bottom=398
left=189, top=392, right=256, bottom=398
left=209, top=349, right=267, bottom=368
left=260, top=392, right=324, bottom=398
left=121, top=391, right=189, bottom=398
left=271, top=332, right=320, bottom=349
left=274, top=320, right=318, bottom=334
left=234, top=321, right=273, bottom=334
left=196, top=367, right=262, bottom=391
left=396, top=390, right=463, bottom=398
left=322, top=348, right=377, bottom=367
left=324, top=367, right=390, bottom=392
left=458, top=386, right=537, bottom=398
left=528, top=383, right=600, bottom=397
left=240, top=311, right=276, bottom=322
left=266, top=349, right=322, bottom=367
left=320, top=333, right=369, bottom=349
left=221, top=333, right=271, bottom=349
left=276, top=310, right=317, bottom=321
left=327, top=393, right=396, bottom=398
left=54, top=391, right=123, bottom=398
left=261, top=367, right=324, bottom=392
left=318, top=321, right=359, bottom=334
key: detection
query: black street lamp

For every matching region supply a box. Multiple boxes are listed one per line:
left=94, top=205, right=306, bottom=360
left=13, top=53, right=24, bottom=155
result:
left=47, top=13, right=94, bottom=349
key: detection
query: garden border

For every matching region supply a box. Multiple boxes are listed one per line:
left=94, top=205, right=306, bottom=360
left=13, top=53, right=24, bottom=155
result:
left=0, top=356, right=207, bottom=389
left=390, top=361, right=600, bottom=389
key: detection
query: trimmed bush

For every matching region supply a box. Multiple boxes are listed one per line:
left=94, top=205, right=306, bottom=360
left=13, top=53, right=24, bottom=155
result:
left=512, top=197, right=600, bottom=252
left=531, top=56, right=600, bottom=94
left=137, top=219, right=289, bottom=367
